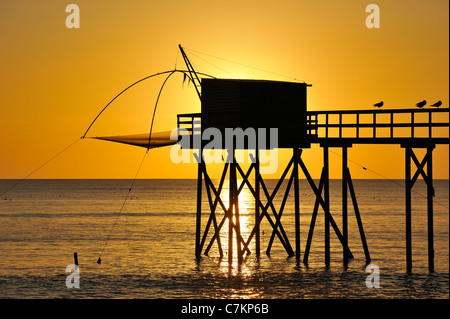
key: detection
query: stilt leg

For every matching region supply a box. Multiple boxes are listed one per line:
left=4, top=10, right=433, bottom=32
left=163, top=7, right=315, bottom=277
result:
left=427, top=146, right=434, bottom=273
left=342, top=147, right=349, bottom=266
left=405, top=147, right=412, bottom=273
left=303, top=168, right=325, bottom=264
left=294, top=148, right=301, bottom=261
left=195, top=161, right=202, bottom=259
left=324, top=147, right=330, bottom=269
left=347, top=167, right=371, bottom=264
left=255, top=153, right=260, bottom=258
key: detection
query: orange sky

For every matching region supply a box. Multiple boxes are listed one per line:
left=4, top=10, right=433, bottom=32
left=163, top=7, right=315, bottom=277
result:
left=0, top=0, right=448, bottom=179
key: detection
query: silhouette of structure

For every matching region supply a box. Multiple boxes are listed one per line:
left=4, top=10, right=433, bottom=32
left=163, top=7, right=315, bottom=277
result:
left=90, top=45, right=449, bottom=273
left=176, top=45, right=449, bottom=272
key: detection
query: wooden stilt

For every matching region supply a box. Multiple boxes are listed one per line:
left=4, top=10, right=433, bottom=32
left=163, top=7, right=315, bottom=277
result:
left=298, top=157, right=353, bottom=259
left=405, top=147, right=412, bottom=273
left=324, top=146, right=330, bottom=269
left=267, top=171, right=294, bottom=255
left=402, top=144, right=436, bottom=273
left=255, top=153, right=261, bottom=258
left=195, top=159, right=202, bottom=259
left=228, top=152, right=234, bottom=266
left=259, top=177, right=295, bottom=256
left=238, top=158, right=295, bottom=257
left=294, top=148, right=301, bottom=261
left=342, top=147, right=349, bottom=266
left=201, top=162, right=224, bottom=258
left=230, top=157, right=243, bottom=264
left=303, top=168, right=325, bottom=264
left=236, top=156, right=295, bottom=257
left=427, top=146, right=434, bottom=273
left=202, top=163, right=227, bottom=256
left=346, top=167, right=371, bottom=264
left=203, top=165, right=251, bottom=257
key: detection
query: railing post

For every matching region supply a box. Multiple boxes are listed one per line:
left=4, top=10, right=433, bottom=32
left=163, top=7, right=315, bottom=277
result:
left=390, top=112, right=394, bottom=138
left=428, top=111, right=432, bottom=138
left=356, top=113, right=359, bottom=138
left=373, top=112, right=376, bottom=138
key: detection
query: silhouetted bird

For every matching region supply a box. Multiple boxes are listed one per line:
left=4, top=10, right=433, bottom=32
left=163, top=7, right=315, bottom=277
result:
left=416, top=100, right=427, bottom=108
left=430, top=100, right=442, bottom=107
left=373, top=101, right=383, bottom=108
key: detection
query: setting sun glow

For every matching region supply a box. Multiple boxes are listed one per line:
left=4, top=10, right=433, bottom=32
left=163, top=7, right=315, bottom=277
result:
left=0, top=1, right=448, bottom=180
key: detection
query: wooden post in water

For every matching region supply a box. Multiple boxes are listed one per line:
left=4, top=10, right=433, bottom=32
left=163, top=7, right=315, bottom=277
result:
left=195, top=154, right=203, bottom=259
left=347, top=166, right=371, bottom=264
left=323, top=146, right=330, bottom=269
left=402, top=143, right=438, bottom=273
left=404, top=145, right=437, bottom=273
left=342, top=147, right=349, bottom=267
left=230, top=153, right=243, bottom=265
left=255, top=151, right=261, bottom=258
left=426, top=146, right=434, bottom=273
left=405, top=146, right=413, bottom=273
left=294, top=148, right=301, bottom=261
left=228, top=149, right=234, bottom=266
left=303, top=169, right=325, bottom=265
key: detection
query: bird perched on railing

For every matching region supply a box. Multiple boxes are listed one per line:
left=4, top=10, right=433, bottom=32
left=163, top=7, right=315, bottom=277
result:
left=373, top=101, right=383, bottom=108
left=430, top=100, right=442, bottom=107
left=416, top=100, right=427, bottom=108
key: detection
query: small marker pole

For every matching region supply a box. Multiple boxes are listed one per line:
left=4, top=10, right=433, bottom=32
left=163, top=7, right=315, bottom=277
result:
left=74, top=252, right=78, bottom=266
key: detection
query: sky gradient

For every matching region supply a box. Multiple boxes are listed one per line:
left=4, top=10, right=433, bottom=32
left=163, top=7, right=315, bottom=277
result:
left=0, top=0, right=448, bottom=179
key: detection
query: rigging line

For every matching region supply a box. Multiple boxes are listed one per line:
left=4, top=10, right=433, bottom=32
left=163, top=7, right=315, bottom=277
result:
left=97, top=149, right=148, bottom=265
left=184, top=47, right=302, bottom=82
left=82, top=69, right=216, bottom=139
left=186, top=50, right=235, bottom=77
left=147, top=71, right=176, bottom=150
left=331, top=149, right=405, bottom=187
left=1, top=137, right=81, bottom=198
left=329, top=149, right=449, bottom=210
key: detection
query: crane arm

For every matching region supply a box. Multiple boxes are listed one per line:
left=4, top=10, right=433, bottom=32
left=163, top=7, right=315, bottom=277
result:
left=178, top=44, right=202, bottom=101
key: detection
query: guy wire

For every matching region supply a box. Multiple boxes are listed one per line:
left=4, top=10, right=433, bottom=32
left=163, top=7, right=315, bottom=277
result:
left=97, top=149, right=148, bottom=264
left=1, top=137, right=81, bottom=198
left=329, top=149, right=449, bottom=210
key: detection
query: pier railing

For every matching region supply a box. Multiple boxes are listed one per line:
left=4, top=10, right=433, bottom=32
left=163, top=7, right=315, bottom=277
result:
left=307, top=108, right=449, bottom=144
left=177, top=108, right=449, bottom=146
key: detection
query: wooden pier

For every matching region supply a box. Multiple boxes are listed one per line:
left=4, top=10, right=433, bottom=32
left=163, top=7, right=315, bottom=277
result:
left=87, top=46, right=448, bottom=273
left=179, top=107, right=449, bottom=272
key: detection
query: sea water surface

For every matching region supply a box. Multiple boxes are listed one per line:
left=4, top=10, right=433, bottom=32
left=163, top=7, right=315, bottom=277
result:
left=0, top=179, right=448, bottom=299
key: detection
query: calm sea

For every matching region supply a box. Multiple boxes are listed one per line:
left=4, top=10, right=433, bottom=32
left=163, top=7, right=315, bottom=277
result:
left=0, top=179, right=448, bottom=299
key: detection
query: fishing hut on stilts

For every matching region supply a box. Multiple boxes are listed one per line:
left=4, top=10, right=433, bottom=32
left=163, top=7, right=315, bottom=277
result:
left=175, top=46, right=449, bottom=271
left=91, top=45, right=449, bottom=272
left=177, top=46, right=371, bottom=270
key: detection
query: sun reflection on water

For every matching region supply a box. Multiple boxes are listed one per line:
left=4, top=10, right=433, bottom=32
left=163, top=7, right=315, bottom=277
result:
left=213, top=176, right=261, bottom=277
